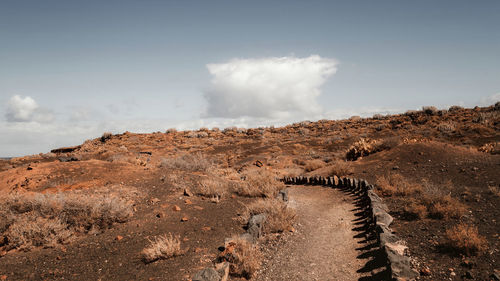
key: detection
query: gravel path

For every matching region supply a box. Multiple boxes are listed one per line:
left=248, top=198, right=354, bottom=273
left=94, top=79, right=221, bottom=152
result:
left=254, top=185, right=371, bottom=281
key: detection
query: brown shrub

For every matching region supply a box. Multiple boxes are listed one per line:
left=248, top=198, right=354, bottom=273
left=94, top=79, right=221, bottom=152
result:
left=304, top=159, right=325, bottom=172
left=488, top=185, right=500, bottom=197
left=195, top=178, right=228, bottom=199
left=241, top=199, right=295, bottom=234
left=437, top=122, right=456, bottom=134
left=422, top=106, right=438, bottom=115
left=375, top=174, right=423, bottom=197
left=324, top=160, right=353, bottom=176
left=226, top=236, right=262, bottom=278
left=427, top=194, right=468, bottom=219
left=100, top=132, right=113, bottom=142
left=5, top=214, right=73, bottom=250
left=403, top=201, right=428, bottom=220
left=236, top=170, right=284, bottom=198
left=445, top=223, right=487, bottom=256
left=142, top=233, right=182, bottom=263
left=346, top=138, right=377, bottom=160
left=159, top=152, right=212, bottom=172
left=0, top=188, right=135, bottom=250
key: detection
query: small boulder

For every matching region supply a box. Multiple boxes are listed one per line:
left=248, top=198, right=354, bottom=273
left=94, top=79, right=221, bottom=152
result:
left=192, top=267, right=221, bottom=281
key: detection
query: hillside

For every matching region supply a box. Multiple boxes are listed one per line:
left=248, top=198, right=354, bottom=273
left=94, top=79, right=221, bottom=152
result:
left=0, top=103, right=499, bottom=281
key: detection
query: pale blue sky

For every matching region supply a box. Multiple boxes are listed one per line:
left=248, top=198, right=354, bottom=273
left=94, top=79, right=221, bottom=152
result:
left=1, top=0, right=499, bottom=156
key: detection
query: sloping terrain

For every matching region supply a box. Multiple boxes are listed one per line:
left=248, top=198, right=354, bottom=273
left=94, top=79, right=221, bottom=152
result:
left=0, top=104, right=499, bottom=280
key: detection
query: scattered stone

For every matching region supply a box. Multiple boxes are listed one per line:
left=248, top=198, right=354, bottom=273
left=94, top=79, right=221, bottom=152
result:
left=172, top=205, right=181, bottom=211
left=149, top=198, right=160, bottom=204
left=0, top=275, right=7, bottom=280
left=185, top=199, right=193, bottom=205
left=194, top=206, right=204, bottom=210
left=184, top=189, right=193, bottom=197
left=201, top=226, right=211, bottom=231
left=115, top=235, right=124, bottom=241
left=492, top=269, right=500, bottom=280
left=254, top=160, right=263, bottom=167
left=276, top=189, right=289, bottom=202
left=58, top=156, right=79, bottom=162
left=192, top=267, right=221, bottom=281
left=420, top=267, right=431, bottom=276
left=247, top=214, right=266, bottom=240
left=215, top=262, right=230, bottom=281
left=181, top=216, right=189, bottom=222
left=155, top=211, right=166, bottom=218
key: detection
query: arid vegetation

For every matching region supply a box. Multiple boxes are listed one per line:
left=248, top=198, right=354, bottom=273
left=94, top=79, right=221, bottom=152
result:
left=241, top=199, right=296, bottom=234
left=0, top=187, right=135, bottom=251
left=0, top=103, right=498, bottom=280
left=445, top=223, right=488, bottom=256
left=141, top=233, right=183, bottom=263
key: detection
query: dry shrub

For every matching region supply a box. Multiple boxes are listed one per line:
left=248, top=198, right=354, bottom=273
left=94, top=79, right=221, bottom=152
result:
left=427, top=194, right=468, bottom=219
left=445, top=223, right=487, bottom=256
left=419, top=181, right=467, bottom=220
left=324, top=160, right=353, bottom=176
left=0, top=188, right=135, bottom=250
left=304, top=159, right=325, bottom=172
left=403, top=201, right=428, bottom=220
left=488, top=185, right=500, bottom=197
left=195, top=178, right=228, bottom=199
left=5, top=214, right=73, bottom=250
left=226, top=236, right=262, bottom=278
left=437, top=122, right=456, bottom=134
left=159, top=152, right=212, bottom=172
left=100, top=132, right=112, bottom=142
left=422, top=106, right=438, bottom=115
left=375, top=174, right=423, bottom=197
left=346, top=138, right=378, bottom=160
left=142, top=233, right=182, bottom=263
left=241, top=199, right=295, bottom=234
left=236, top=170, right=284, bottom=198
left=479, top=142, right=500, bottom=155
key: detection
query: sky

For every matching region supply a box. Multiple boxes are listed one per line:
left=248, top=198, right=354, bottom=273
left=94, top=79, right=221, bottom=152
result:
left=1, top=0, right=499, bottom=157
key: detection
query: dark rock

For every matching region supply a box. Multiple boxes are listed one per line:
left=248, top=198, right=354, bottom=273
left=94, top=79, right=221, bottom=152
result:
left=247, top=214, right=266, bottom=240
left=492, top=269, right=500, bottom=280
left=277, top=189, right=289, bottom=202
left=58, top=156, right=79, bottom=162
left=50, top=145, right=81, bottom=153
left=464, top=270, right=473, bottom=279
left=193, top=267, right=221, bottom=281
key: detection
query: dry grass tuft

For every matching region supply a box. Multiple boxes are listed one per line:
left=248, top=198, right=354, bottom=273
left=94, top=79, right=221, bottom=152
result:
left=304, top=159, right=325, bottom=172
left=141, top=233, right=182, bottom=263
left=324, top=160, right=353, bottom=176
left=375, top=173, right=423, bottom=197
left=236, top=170, right=284, bottom=198
left=0, top=188, right=135, bottom=250
left=427, top=194, right=468, bottom=219
left=225, top=236, right=262, bottom=278
left=241, top=199, right=295, bottom=234
left=195, top=178, right=228, bottom=199
left=488, top=185, right=500, bottom=197
left=346, top=138, right=378, bottom=161
left=445, top=223, right=487, bottom=256
left=403, top=200, right=428, bottom=220
left=159, top=152, right=212, bottom=172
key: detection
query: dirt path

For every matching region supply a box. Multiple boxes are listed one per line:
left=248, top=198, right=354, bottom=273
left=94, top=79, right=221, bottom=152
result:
left=255, top=185, right=372, bottom=281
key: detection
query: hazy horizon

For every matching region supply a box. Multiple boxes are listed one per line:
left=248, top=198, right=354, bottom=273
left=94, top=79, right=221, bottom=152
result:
left=1, top=0, right=499, bottom=156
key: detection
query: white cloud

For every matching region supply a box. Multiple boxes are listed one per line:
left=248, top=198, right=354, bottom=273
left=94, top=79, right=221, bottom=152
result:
left=5, top=95, right=54, bottom=123
left=480, top=92, right=500, bottom=106
left=204, top=55, right=338, bottom=119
